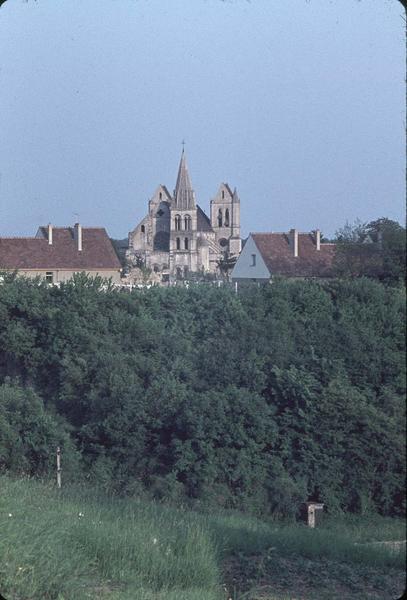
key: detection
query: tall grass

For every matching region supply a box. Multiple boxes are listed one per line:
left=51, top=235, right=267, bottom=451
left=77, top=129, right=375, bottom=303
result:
left=0, top=475, right=405, bottom=599
left=0, top=476, right=221, bottom=599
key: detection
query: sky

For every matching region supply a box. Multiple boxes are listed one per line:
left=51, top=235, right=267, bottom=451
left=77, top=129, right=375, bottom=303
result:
left=0, top=0, right=405, bottom=239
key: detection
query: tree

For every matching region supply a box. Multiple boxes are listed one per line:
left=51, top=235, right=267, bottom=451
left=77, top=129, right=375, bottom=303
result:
left=333, top=218, right=406, bottom=283
left=366, top=218, right=406, bottom=284
left=216, top=250, right=238, bottom=281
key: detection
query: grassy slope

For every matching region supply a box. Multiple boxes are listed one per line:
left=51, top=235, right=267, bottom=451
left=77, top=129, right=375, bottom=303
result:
left=0, top=476, right=405, bottom=600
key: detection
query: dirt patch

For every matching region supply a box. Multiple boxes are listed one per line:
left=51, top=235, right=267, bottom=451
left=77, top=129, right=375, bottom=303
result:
left=222, top=552, right=406, bottom=600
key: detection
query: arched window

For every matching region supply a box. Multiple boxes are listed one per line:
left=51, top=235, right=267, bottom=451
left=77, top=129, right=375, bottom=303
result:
left=222, top=190, right=225, bottom=199
left=176, top=237, right=181, bottom=250
left=184, top=214, right=191, bottom=230
left=225, top=208, right=230, bottom=227
left=218, top=209, right=223, bottom=227
left=141, top=225, right=145, bottom=233
left=175, top=215, right=181, bottom=231
left=159, top=191, right=162, bottom=200
left=184, top=237, right=189, bottom=250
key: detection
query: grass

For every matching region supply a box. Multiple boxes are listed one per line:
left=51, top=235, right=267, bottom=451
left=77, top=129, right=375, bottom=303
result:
left=0, top=475, right=405, bottom=600
left=0, top=477, right=221, bottom=599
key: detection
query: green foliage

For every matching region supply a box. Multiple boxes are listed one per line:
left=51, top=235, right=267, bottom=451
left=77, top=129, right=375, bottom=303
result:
left=333, top=218, right=406, bottom=283
left=0, top=274, right=405, bottom=517
left=0, top=381, right=80, bottom=478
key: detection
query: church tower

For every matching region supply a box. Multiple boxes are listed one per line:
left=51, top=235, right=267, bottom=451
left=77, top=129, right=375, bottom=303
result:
left=169, top=150, right=199, bottom=278
left=210, top=183, right=241, bottom=256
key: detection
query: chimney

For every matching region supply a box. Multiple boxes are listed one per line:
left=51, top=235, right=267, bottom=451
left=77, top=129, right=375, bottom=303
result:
left=47, top=223, right=53, bottom=245
left=74, top=223, right=82, bottom=252
left=315, top=229, right=321, bottom=251
left=289, top=228, right=298, bottom=257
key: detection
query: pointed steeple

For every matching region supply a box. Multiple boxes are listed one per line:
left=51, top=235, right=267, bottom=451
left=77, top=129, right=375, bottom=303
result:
left=173, top=149, right=196, bottom=210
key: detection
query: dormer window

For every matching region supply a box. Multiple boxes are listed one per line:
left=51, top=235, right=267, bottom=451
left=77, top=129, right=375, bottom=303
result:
left=251, top=254, right=256, bottom=266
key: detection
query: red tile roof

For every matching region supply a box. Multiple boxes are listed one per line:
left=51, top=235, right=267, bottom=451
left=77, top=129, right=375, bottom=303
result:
left=252, top=232, right=336, bottom=277
left=0, top=227, right=122, bottom=271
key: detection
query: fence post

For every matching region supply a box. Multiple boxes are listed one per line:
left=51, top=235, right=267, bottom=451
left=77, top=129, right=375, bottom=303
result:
left=56, top=446, right=62, bottom=489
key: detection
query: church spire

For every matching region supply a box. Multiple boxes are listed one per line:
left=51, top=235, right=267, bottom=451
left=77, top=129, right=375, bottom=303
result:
left=173, top=148, right=196, bottom=210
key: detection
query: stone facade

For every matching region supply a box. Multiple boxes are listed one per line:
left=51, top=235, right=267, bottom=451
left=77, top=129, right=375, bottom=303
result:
left=126, top=151, right=241, bottom=281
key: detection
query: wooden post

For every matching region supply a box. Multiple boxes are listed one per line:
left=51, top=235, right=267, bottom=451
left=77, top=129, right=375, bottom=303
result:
left=56, top=446, right=62, bottom=489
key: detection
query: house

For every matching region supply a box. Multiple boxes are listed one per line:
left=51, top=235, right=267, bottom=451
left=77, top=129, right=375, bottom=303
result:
left=231, top=229, right=336, bottom=283
left=0, top=223, right=122, bottom=284
left=126, top=149, right=242, bottom=281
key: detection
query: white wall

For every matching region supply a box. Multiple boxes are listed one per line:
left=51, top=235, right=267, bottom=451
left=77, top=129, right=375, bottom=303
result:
left=231, top=235, right=270, bottom=280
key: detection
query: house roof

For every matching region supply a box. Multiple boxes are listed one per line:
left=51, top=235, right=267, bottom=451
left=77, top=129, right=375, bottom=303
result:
left=252, top=232, right=336, bottom=277
left=197, top=205, right=214, bottom=232
left=0, top=227, right=122, bottom=271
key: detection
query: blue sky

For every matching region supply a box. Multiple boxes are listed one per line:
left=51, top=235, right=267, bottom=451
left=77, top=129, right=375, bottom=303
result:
left=0, top=0, right=405, bottom=239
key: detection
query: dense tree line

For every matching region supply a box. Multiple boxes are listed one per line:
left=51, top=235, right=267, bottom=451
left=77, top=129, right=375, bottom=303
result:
left=0, top=272, right=405, bottom=517
left=333, top=218, right=406, bottom=284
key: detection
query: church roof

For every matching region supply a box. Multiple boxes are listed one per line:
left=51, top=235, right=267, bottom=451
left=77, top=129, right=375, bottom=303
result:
left=224, top=183, right=234, bottom=197
left=173, top=150, right=196, bottom=210
left=251, top=232, right=336, bottom=278
left=197, top=205, right=214, bottom=232
left=0, top=227, right=122, bottom=271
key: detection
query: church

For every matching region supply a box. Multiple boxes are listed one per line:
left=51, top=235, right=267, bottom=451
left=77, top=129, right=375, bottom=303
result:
left=126, top=150, right=242, bottom=282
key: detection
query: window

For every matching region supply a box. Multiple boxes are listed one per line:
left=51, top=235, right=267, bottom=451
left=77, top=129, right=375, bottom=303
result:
left=45, top=271, right=54, bottom=283
left=218, top=209, right=223, bottom=227
left=184, top=214, right=191, bottom=230
left=222, top=190, right=225, bottom=199
left=225, top=208, right=230, bottom=227
left=175, top=215, right=181, bottom=231
left=141, top=225, right=145, bottom=233
left=251, top=254, right=256, bottom=267
left=153, top=264, right=159, bottom=273
left=159, top=192, right=162, bottom=200
left=184, top=237, right=189, bottom=250
left=156, top=209, right=164, bottom=217
left=176, top=237, right=181, bottom=250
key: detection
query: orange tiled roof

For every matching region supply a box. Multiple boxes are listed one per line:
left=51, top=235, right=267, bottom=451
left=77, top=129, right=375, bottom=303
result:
left=0, top=227, right=121, bottom=271
left=252, top=232, right=336, bottom=277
